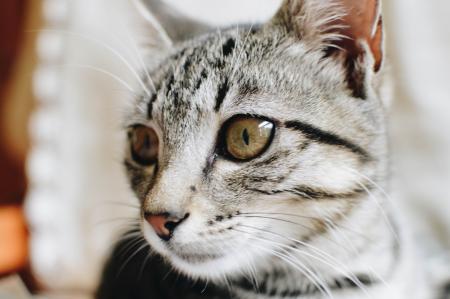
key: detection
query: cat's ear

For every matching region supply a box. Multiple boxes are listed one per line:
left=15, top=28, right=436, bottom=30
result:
left=272, top=0, right=383, bottom=99
left=131, top=0, right=210, bottom=45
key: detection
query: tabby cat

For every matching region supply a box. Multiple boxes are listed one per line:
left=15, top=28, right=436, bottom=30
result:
left=96, top=0, right=444, bottom=298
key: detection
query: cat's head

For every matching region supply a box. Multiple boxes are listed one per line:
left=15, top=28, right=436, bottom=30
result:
left=124, top=0, right=387, bottom=281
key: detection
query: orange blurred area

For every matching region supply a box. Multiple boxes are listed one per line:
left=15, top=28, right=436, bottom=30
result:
left=0, top=206, right=28, bottom=274
left=0, top=0, right=36, bottom=280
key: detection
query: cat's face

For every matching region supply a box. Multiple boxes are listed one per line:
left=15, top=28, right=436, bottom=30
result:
left=124, top=0, right=386, bottom=281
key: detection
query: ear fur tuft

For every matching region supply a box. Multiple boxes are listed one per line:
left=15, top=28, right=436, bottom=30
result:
left=272, top=0, right=384, bottom=99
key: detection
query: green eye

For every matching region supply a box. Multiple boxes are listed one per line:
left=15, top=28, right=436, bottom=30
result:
left=224, top=116, right=275, bottom=161
left=129, top=125, right=159, bottom=166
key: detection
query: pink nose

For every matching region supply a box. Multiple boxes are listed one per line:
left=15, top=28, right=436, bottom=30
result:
left=144, top=213, right=189, bottom=241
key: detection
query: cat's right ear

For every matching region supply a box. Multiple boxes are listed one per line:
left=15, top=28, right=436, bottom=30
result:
left=131, top=0, right=210, bottom=47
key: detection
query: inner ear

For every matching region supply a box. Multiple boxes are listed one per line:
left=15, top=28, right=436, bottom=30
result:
left=327, top=0, right=383, bottom=99
left=331, top=0, right=383, bottom=73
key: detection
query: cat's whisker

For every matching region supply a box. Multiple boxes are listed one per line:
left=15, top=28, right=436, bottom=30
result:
left=346, top=175, right=400, bottom=243
left=358, top=182, right=398, bottom=239
left=233, top=228, right=335, bottom=299
left=200, top=277, right=209, bottom=294
left=320, top=215, right=360, bottom=256
left=222, top=273, right=234, bottom=297
left=29, top=29, right=152, bottom=96
left=117, top=241, right=150, bottom=278
left=237, top=227, right=374, bottom=299
left=228, top=24, right=240, bottom=71
left=235, top=214, right=345, bottom=247
left=323, top=211, right=372, bottom=242
left=321, top=214, right=387, bottom=288
left=161, top=265, right=175, bottom=281
left=138, top=249, right=155, bottom=281
left=344, top=167, right=400, bottom=238
left=237, top=224, right=372, bottom=297
left=246, top=240, right=331, bottom=298
left=230, top=24, right=255, bottom=79
left=321, top=212, right=394, bottom=293
left=234, top=214, right=317, bottom=232
left=216, top=28, right=225, bottom=58
left=116, top=231, right=142, bottom=245
left=122, top=29, right=157, bottom=93
left=93, top=217, right=139, bottom=228
left=241, top=211, right=370, bottom=240
left=52, top=64, right=136, bottom=94
left=240, top=211, right=317, bottom=220
left=116, top=235, right=146, bottom=262
left=240, top=244, right=260, bottom=292
left=110, top=88, right=140, bottom=96
left=200, top=234, right=259, bottom=290
left=95, top=200, right=140, bottom=209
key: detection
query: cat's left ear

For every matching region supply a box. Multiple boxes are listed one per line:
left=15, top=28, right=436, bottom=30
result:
left=272, top=0, right=384, bottom=99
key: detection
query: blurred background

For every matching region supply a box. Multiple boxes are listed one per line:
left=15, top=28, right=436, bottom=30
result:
left=0, top=0, right=449, bottom=298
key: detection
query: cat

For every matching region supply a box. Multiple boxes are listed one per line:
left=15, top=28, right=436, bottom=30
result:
left=96, top=0, right=447, bottom=298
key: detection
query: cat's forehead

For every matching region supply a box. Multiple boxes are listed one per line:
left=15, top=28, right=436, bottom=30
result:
left=148, top=29, right=265, bottom=123
left=136, top=27, right=349, bottom=146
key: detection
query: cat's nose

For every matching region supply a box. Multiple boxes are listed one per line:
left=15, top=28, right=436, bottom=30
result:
left=144, top=212, right=189, bottom=241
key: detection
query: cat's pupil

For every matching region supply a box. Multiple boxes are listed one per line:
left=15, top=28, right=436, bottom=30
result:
left=143, top=134, right=150, bottom=149
left=242, top=128, right=250, bottom=146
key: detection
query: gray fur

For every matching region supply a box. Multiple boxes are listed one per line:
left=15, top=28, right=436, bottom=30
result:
left=116, top=0, right=432, bottom=298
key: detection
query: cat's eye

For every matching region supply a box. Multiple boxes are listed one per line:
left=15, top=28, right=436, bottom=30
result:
left=129, top=125, right=159, bottom=166
left=223, top=116, right=275, bottom=161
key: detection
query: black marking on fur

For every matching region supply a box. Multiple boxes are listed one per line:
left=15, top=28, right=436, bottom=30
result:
left=213, top=59, right=226, bottom=70
left=285, top=121, right=370, bottom=159
left=222, top=38, right=236, bottom=57
left=202, top=153, right=217, bottom=179
left=347, top=60, right=367, bottom=99
left=249, top=185, right=366, bottom=200
left=189, top=185, right=196, bottom=192
left=235, top=272, right=376, bottom=297
left=172, top=89, right=180, bottom=106
left=215, top=215, right=224, bottom=222
left=147, top=93, right=157, bottom=119
left=214, top=78, right=229, bottom=112
left=324, top=48, right=367, bottom=99
left=182, top=57, right=192, bottom=73
left=289, top=186, right=365, bottom=200
left=195, top=69, right=208, bottom=90
left=169, top=48, right=187, bottom=62
left=238, top=81, right=259, bottom=97
left=165, top=73, right=175, bottom=98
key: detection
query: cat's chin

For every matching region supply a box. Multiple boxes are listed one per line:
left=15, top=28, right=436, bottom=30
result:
left=154, top=243, right=256, bottom=281
left=167, top=250, right=254, bottom=281
left=141, top=223, right=259, bottom=280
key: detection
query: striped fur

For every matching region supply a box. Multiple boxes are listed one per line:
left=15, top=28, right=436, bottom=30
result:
left=98, top=1, right=438, bottom=298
